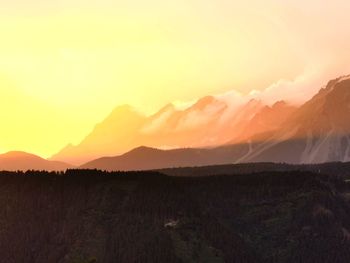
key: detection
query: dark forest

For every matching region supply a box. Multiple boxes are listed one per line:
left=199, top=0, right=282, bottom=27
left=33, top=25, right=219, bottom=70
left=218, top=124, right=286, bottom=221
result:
left=0, top=168, right=349, bottom=263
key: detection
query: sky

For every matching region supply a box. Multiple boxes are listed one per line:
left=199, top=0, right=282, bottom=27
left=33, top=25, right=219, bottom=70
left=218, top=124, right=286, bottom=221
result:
left=1, top=0, right=350, bottom=157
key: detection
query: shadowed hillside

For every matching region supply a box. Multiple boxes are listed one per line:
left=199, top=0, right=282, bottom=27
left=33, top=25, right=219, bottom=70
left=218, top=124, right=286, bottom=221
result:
left=0, top=169, right=350, bottom=262
left=80, top=145, right=249, bottom=171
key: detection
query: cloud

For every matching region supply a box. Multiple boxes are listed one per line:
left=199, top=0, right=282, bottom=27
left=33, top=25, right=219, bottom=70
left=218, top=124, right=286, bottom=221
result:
left=174, top=102, right=226, bottom=132
left=216, top=56, right=350, bottom=108
left=141, top=108, right=174, bottom=134
left=251, top=57, right=350, bottom=105
left=250, top=66, right=325, bottom=105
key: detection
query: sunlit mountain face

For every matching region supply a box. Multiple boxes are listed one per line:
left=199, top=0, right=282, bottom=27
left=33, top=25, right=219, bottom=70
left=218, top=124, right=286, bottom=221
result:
left=1, top=0, right=350, bottom=170
left=51, top=94, right=297, bottom=165
left=48, top=75, right=350, bottom=170
left=2, top=74, right=350, bottom=170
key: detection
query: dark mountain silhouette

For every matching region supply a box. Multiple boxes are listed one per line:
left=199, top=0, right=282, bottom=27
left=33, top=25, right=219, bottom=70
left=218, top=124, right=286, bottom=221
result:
left=0, top=151, right=72, bottom=171
left=81, top=145, right=249, bottom=171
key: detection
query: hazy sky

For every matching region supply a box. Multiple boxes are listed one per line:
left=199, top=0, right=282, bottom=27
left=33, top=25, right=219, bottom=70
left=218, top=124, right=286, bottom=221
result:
left=1, top=0, right=350, bottom=157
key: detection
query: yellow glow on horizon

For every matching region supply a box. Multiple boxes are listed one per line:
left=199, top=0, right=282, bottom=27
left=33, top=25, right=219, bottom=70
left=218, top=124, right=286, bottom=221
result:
left=0, top=0, right=348, bottom=158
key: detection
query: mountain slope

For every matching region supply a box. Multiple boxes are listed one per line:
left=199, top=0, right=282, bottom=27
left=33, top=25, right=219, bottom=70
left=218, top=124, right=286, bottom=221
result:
left=81, top=145, right=249, bottom=171
left=231, top=100, right=297, bottom=143
left=0, top=151, right=72, bottom=171
left=239, top=75, right=350, bottom=164
left=51, top=105, right=148, bottom=165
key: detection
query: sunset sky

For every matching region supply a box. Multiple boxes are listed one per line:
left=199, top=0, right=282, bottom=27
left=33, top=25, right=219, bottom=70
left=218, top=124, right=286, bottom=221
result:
left=1, top=0, right=350, bottom=157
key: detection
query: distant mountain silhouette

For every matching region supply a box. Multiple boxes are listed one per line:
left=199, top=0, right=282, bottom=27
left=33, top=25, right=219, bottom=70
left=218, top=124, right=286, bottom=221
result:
left=51, top=105, right=147, bottom=165
left=0, top=151, right=72, bottom=171
left=52, top=95, right=294, bottom=165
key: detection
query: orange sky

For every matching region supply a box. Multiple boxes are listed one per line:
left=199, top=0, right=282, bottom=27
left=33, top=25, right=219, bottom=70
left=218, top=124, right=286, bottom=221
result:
left=1, top=0, right=350, bottom=157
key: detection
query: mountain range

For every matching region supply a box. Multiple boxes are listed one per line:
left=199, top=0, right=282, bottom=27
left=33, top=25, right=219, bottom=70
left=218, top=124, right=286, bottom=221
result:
left=51, top=90, right=297, bottom=165
left=1, top=75, right=350, bottom=171
left=78, top=74, right=350, bottom=170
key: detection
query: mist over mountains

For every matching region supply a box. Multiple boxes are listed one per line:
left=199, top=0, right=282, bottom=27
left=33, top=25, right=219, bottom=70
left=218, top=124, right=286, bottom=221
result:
left=51, top=86, right=299, bottom=166
left=52, top=75, right=350, bottom=170
left=1, top=75, right=350, bottom=171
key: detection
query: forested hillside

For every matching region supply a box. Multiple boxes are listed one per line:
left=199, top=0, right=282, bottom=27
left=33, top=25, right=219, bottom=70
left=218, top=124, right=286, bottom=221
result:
left=0, top=170, right=349, bottom=262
